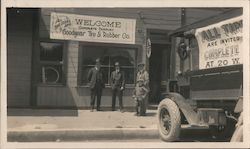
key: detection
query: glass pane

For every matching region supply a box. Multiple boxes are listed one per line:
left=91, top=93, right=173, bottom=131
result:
left=101, top=67, right=109, bottom=84
left=80, top=45, right=136, bottom=85
left=108, top=48, right=135, bottom=67
left=40, top=64, right=62, bottom=84
left=40, top=42, right=63, bottom=61
left=82, top=47, right=109, bottom=65
left=82, top=46, right=136, bottom=66
left=81, top=66, right=92, bottom=85
left=81, top=66, right=109, bottom=85
left=121, top=68, right=135, bottom=84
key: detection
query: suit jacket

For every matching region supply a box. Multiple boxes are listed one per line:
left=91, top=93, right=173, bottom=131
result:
left=110, top=70, right=125, bottom=90
left=87, top=67, right=105, bottom=89
left=136, top=70, right=149, bottom=90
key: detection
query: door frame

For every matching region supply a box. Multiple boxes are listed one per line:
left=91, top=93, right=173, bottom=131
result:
left=146, top=29, right=172, bottom=104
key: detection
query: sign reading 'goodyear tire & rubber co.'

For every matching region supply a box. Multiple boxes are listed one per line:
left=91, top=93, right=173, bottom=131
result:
left=50, top=12, right=136, bottom=44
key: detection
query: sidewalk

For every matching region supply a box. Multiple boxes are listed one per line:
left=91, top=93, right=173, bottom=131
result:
left=7, top=108, right=159, bottom=142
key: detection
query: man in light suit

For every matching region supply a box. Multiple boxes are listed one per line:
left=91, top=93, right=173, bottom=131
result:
left=110, top=62, right=125, bottom=112
left=136, top=62, right=149, bottom=116
left=87, top=58, right=105, bottom=112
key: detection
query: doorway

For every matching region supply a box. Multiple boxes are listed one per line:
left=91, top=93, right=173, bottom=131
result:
left=149, top=44, right=171, bottom=104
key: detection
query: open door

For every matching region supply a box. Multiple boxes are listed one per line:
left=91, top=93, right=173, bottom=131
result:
left=149, top=44, right=171, bottom=104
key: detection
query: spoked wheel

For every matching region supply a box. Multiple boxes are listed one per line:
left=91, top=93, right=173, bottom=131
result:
left=159, top=108, right=172, bottom=134
left=157, top=99, right=181, bottom=142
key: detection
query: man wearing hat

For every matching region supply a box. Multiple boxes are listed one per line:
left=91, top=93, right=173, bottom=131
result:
left=87, top=58, right=105, bottom=111
left=137, top=63, right=149, bottom=89
left=110, top=62, right=125, bottom=112
left=133, top=78, right=149, bottom=116
left=136, top=62, right=149, bottom=115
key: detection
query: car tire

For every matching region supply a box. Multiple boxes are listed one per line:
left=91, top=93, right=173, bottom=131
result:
left=157, top=99, right=181, bottom=142
left=230, top=125, right=243, bottom=142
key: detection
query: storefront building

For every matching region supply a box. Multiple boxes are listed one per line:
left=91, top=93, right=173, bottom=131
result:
left=7, top=8, right=233, bottom=108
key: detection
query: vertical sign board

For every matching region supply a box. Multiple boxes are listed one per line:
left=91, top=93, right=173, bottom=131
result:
left=195, top=16, right=243, bottom=69
left=50, top=12, right=136, bottom=44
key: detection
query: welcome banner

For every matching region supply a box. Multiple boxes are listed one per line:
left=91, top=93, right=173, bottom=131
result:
left=50, top=12, right=136, bottom=44
left=195, top=16, right=243, bottom=69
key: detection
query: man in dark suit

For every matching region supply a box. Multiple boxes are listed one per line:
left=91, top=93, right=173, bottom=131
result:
left=87, top=58, right=105, bottom=112
left=110, top=62, right=125, bottom=112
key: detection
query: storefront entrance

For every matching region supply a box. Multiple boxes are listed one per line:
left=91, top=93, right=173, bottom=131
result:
left=149, top=44, right=171, bottom=104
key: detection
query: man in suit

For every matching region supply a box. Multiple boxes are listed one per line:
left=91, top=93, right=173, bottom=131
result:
left=136, top=62, right=149, bottom=116
left=137, top=63, right=149, bottom=90
left=110, top=62, right=125, bottom=112
left=87, top=58, right=105, bottom=112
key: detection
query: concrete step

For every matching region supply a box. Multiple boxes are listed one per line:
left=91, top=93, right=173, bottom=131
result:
left=8, top=128, right=159, bottom=142
left=7, top=125, right=212, bottom=142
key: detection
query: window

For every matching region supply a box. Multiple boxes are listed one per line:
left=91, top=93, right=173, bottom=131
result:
left=39, top=42, right=65, bottom=84
left=79, top=45, right=137, bottom=85
left=190, top=37, right=199, bottom=70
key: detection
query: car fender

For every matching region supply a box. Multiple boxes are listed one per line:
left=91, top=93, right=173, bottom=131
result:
left=163, top=92, right=199, bottom=125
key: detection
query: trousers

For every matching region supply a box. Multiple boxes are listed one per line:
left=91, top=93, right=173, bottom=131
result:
left=90, top=84, right=103, bottom=110
left=112, top=88, right=123, bottom=110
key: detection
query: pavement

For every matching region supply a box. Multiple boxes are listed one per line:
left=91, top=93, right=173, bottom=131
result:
left=7, top=108, right=160, bottom=142
left=7, top=108, right=226, bottom=142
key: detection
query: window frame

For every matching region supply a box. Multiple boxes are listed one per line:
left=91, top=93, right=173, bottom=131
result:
left=37, top=39, right=67, bottom=86
left=78, top=42, right=139, bottom=88
left=189, top=36, right=199, bottom=71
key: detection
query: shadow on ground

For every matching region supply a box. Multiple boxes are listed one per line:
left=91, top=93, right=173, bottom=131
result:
left=7, top=108, right=79, bottom=117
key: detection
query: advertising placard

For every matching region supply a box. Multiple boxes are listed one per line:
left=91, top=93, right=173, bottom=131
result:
left=195, top=16, right=243, bottom=69
left=50, top=12, right=136, bottom=44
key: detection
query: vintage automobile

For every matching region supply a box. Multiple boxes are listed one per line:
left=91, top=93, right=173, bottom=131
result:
left=157, top=9, right=243, bottom=142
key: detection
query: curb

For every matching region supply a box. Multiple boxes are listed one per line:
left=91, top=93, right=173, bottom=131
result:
left=8, top=128, right=159, bottom=142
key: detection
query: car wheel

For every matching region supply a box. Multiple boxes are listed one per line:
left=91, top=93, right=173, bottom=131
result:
left=157, top=99, right=181, bottom=142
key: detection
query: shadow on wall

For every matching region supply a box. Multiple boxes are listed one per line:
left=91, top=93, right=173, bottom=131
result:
left=8, top=86, right=80, bottom=117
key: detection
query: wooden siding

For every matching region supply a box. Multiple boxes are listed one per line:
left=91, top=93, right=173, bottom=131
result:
left=37, top=86, right=135, bottom=107
left=7, top=9, right=34, bottom=107
left=67, top=41, right=79, bottom=87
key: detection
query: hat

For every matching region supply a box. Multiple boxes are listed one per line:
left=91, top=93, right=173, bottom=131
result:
left=95, top=58, right=100, bottom=64
left=114, top=62, right=120, bottom=67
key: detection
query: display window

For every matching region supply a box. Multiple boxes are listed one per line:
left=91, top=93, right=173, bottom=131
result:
left=39, top=42, right=65, bottom=84
left=79, top=45, right=137, bottom=86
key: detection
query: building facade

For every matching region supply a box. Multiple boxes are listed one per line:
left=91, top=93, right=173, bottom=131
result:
left=7, top=8, right=233, bottom=108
